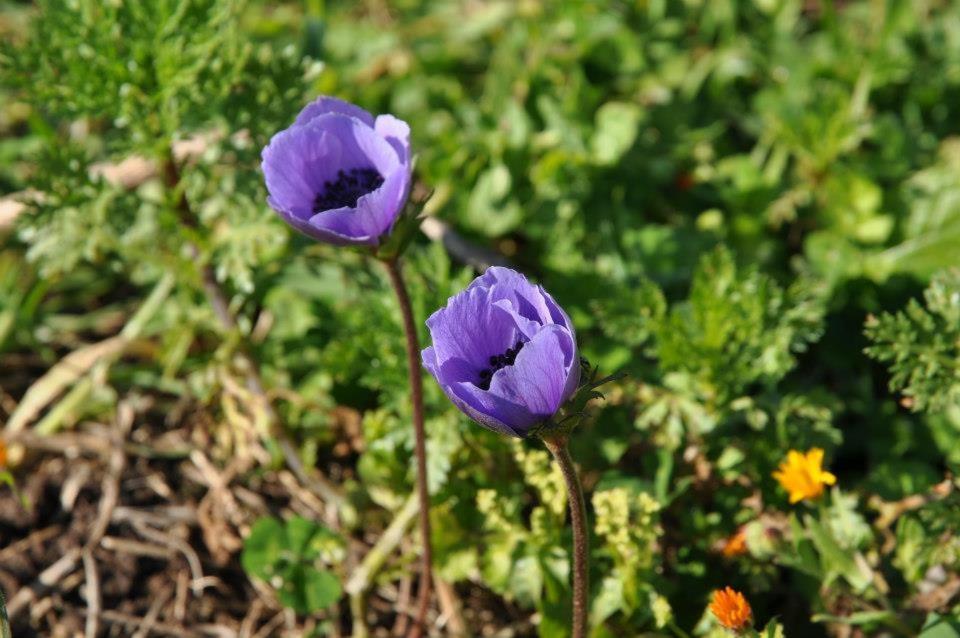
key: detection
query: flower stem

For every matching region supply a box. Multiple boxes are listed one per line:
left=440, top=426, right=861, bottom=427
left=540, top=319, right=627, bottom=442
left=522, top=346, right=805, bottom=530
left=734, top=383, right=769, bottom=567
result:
left=382, top=257, right=433, bottom=638
left=542, top=434, right=589, bottom=638
left=668, top=620, right=693, bottom=638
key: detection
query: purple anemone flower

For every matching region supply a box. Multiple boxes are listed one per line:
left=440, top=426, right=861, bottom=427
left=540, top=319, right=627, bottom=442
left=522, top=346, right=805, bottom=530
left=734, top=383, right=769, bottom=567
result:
left=422, top=267, right=580, bottom=438
left=261, top=97, right=412, bottom=246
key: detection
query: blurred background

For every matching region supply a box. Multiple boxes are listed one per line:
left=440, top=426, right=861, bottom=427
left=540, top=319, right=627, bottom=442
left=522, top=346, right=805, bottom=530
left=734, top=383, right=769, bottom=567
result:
left=1, top=1, right=959, bottom=636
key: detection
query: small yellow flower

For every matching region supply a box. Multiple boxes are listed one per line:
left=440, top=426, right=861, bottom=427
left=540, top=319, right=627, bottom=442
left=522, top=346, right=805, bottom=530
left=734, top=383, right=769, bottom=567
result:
left=722, top=528, right=748, bottom=557
left=709, top=587, right=752, bottom=631
left=773, top=448, right=836, bottom=503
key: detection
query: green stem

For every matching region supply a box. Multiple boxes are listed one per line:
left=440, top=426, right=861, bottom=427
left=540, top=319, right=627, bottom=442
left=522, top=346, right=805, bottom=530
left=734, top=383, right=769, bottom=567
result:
left=542, top=434, right=588, bottom=638
left=382, top=257, right=433, bottom=638
left=346, top=492, right=420, bottom=638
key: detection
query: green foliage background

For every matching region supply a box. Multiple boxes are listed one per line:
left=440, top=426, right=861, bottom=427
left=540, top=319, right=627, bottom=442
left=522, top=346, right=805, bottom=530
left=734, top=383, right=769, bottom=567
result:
left=2, top=0, right=960, bottom=636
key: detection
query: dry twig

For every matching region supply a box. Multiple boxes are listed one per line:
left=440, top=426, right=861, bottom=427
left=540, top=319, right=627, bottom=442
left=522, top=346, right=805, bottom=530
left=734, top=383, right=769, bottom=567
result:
left=7, top=548, right=82, bottom=618
left=81, top=549, right=101, bottom=638
left=130, top=588, right=174, bottom=638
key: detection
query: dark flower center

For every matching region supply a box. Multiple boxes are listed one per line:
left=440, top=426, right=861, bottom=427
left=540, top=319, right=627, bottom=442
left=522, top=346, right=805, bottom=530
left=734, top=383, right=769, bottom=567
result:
left=477, top=340, right=525, bottom=390
left=313, top=167, right=384, bottom=213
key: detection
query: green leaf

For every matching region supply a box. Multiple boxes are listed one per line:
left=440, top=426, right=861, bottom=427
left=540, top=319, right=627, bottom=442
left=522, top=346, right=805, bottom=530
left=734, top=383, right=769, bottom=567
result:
left=285, top=516, right=320, bottom=556
left=785, top=514, right=821, bottom=578
left=482, top=537, right=518, bottom=594
left=762, top=618, right=785, bottom=638
left=655, top=245, right=826, bottom=401
left=241, top=517, right=285, bottom=579
left=509, top=554, right=544, bottom=607
left=805, top=515, right=872, bottom=593
left=591, top=102, right=643, bottom=165
left=301, top=568, right=343, bottom=613
left=590, top=575, right=625, bottom=625
left=813, top=610, right=905, bottom=628
left=865, top=268, right=960, bottom=412
left=465, top=164, right=522, bottom=236
left=920, top=613, right=960, bottom=638
left=242, top=516, right=345, bottom=614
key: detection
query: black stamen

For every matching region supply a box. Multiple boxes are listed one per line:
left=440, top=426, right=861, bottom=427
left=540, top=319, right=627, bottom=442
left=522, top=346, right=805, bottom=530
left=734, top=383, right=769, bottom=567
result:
left=312, top=167, right=384, bottom=213
left=477, top=340, right=527, bottom=390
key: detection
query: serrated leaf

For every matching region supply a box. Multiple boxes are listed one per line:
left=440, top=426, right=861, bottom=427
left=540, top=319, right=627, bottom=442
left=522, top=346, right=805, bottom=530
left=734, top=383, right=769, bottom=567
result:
left=865, top=268, right=960, bottom=412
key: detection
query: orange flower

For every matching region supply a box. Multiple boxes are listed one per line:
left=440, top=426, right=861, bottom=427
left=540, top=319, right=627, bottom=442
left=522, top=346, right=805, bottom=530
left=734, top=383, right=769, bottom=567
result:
left=0, top=438, right=6, bottom=468
left=722, top=528, right=748, bottom=557
left=773, top=448, right=836, bottom=504
left=710, top=587, right=752, bottom=631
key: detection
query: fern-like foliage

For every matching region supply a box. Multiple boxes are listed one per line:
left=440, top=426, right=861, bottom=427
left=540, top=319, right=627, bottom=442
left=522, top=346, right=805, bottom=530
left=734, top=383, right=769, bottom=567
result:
left=3, top=0, right=314, bottom=291
left=4, top=0, right=245, bottom=148
left=865, top=269, right=960, bottom=412
left=655, top=246, right=827, bottom=402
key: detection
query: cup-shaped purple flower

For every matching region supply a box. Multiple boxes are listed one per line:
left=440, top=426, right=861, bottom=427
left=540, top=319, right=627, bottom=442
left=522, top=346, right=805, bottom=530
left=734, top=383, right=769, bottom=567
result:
left=422, top=267, right=580, bottom=438
left=261, top=97, right=412, bottom=247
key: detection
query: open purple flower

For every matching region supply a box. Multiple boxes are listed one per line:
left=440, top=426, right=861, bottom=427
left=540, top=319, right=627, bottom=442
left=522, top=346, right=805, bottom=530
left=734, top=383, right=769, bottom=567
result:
left=422, top=267, right=580, bottom=438
left=261, top=97, right=412, bottom=246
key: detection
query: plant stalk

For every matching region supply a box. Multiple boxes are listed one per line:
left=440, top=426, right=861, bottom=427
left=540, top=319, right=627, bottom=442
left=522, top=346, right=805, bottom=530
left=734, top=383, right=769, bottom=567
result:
left=382, top=257, right=433, bottom=638
left=543, top=434, right=588, bottom=638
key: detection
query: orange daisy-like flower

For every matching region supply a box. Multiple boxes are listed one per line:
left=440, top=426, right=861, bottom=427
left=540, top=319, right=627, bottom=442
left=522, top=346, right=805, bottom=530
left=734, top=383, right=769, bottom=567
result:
left=709, top=587, right=752, bottom=631
left=0, top=438, right=6, bottom=468
left=773, top=448, right=836, bottom=504
left=722, top=528, right=748, bottom=557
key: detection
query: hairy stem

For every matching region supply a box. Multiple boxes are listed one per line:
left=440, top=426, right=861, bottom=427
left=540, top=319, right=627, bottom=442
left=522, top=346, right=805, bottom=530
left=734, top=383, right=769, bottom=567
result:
left=542, top=435, right=588, bottom=638
left=382, top=258, right=433, bottom=638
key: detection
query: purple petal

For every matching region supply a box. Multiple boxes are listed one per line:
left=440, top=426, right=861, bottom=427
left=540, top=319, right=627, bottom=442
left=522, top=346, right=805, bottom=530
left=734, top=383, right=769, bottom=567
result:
left=304, top=206, right=377, bottom=246
left=447, top=380, right=533, bottom=437
left=422, top=267, right=581, bottom=438
left=294, top=96, right=375, bottom=128
left=262, top=126, right=336, bottom=219
left=422, top=347, right=526, bottom=437
left=426, top=284, right=520, bottom=370
left=541, top=285, right=577, bottom=335
left=488, top=324, right=578, bottom=420
left=303, top=166, right=409, bottom=246
left=352, top=164, right=410, bottom=238
left=262, top=114, right=409, bottom=245
left=491, top=299, right=541, bottom=340
left=306, top=114, right=401, bottom=177
left=479, top=267, right=556, bottom=326
left=421, top=345, right=442, bottom=379
left=428, top=352, right=478, bottom=385
left=263, top=96, right=415, bottom=247
left=375, top=114, right=411, bottom=165
left=265, top=196, right=352, bottom=244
